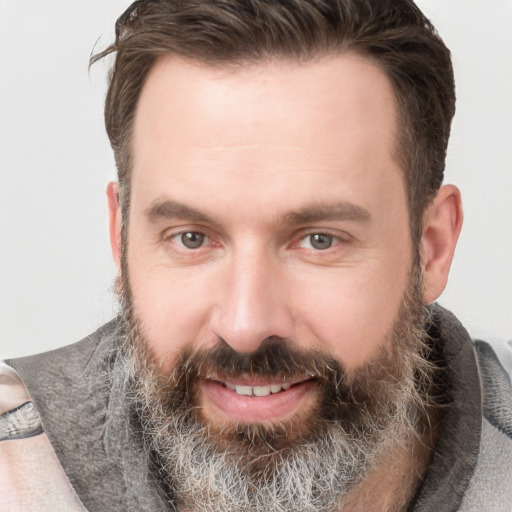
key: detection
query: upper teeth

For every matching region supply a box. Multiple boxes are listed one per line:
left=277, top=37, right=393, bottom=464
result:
left=225, top=382, right=292, bottom=397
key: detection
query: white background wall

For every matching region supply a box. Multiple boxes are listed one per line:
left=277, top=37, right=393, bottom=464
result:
left=1, top=0, right=511, bottom=361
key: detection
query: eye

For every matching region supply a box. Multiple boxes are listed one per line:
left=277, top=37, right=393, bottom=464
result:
left=300, top=233, right=335, bottom=250
left=173, top=231, right=207, bottom=249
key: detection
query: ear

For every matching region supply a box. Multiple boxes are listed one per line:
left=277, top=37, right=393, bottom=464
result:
left=420, top=184, right=463, bottom=303
left=107, top=181, right=122, bottom=271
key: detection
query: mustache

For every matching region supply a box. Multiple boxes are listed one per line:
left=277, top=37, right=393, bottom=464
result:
left=160, top=337, right=372, bottom=427
left=135, top=335, right=403, bottom=439
left=174, top=336, right=346, bottom=384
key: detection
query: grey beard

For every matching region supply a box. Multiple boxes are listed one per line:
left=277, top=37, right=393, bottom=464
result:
left=118, top=264, right=436, bottom=512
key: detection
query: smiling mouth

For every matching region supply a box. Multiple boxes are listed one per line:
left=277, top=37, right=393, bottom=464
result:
left=201, top=376, right=315, bottom=424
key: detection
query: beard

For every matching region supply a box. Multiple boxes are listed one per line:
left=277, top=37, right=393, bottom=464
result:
left=116, top=259, right=436, bottom=512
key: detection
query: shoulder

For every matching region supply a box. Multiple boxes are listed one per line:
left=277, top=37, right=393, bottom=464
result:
left=5, top=317, right=122, bottom=397
left=0, top=365, right=87, bottom=510
left=0, top=321, right=121, bottom=511
left=456, top=340, right=512, bottom=511
left=473, top=339, right=512, bottom=439
left=0, top=417, right=86, bottom=510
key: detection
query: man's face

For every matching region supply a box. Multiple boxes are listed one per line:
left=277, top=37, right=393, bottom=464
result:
left=114, top=53, right=428, bottom=510
left=125, top=53, right=413, bottom=423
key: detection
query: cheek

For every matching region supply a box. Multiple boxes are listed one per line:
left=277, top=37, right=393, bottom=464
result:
left=128, top=263, right=216, bottom=365
left=294, top=264, right=409, bottom=371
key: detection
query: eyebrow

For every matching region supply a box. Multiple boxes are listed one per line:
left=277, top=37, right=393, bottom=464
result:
left=144, top=199, right=371, bottom=226
left=145, top=200, right=218, bottom=224
left=283, top=202, right=371, bottom=225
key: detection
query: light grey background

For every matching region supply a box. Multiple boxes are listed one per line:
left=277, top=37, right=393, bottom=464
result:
left=1, top=0, right=511, bottom=360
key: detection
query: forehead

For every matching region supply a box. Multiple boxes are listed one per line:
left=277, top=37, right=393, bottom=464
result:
left=134, top=53, right=398, bottom=148
left=130, top=54, right=402, bottom=218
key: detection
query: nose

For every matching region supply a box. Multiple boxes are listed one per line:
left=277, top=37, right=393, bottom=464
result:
left=209, top=246, right=294, bottom=354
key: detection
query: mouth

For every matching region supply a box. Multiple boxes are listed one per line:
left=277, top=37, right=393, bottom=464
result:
left=200, top=376, right=315, bottom=424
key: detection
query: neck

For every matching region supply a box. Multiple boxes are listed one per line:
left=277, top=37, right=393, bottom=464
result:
left=339, top=408, right=441, bottom=512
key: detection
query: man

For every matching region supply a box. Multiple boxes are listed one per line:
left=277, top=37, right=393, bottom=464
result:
left=1, top=0, right=511, bottom=511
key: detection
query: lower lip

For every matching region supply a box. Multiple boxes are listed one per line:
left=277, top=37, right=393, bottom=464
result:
left=202, top=380, right=313, bottom=423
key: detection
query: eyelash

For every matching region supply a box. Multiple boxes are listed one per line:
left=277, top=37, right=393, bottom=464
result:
left=164, top=228, right=349, bottom=255
left=167, top=230, right=213, bottom=250
left=297, top=232, right=345, bottom=251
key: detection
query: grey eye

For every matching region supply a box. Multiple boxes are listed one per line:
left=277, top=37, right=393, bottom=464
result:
left=180, top=231, right=206, bottom=249
left=308, top=233, right=333, bottom=250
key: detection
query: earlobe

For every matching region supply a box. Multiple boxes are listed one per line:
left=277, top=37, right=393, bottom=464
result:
left=106, top=181, right=122, bottom=271
left=420, top=185, right=463, bottom=304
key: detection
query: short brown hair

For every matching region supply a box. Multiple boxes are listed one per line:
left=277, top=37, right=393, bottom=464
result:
left=92, top=0, right=455, bottom=244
